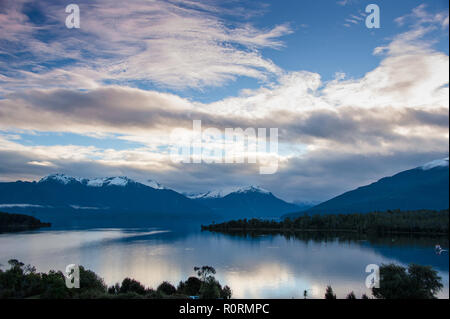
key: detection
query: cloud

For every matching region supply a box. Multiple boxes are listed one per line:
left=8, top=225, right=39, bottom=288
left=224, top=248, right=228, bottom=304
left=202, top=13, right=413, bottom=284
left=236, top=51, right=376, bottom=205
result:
left=395, top=3, right=449, bottom=28
left=0, top=0, right=292, bottom=92
left=0, top=4, right=448, bottom=201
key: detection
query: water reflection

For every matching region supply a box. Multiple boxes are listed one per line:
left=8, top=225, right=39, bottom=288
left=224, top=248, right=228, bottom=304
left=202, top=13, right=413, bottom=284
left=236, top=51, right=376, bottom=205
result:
left=0, top=228, right=448, bottom=299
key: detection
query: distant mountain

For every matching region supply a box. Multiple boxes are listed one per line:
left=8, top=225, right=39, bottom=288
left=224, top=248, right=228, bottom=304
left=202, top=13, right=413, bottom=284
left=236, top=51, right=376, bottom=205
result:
left=189, top=186, right=299, bottom=220
left=284, top=158, right=449, bottom=218
left=0, top=174, right=211, bottom=220
left=292, top=201, right=322, bottom=212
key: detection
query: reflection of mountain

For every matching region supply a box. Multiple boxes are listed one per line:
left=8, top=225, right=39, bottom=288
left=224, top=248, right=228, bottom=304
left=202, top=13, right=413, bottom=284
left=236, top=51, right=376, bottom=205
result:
left=188, top=186, right=299, bottom=220
left=203, top=229, right=449, bottom=272
left=286, top=158, right=449, bottom=218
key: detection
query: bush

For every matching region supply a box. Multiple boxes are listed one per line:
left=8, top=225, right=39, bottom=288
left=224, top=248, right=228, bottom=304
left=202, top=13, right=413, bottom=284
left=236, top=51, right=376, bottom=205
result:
left=372, top=263, right=443, bottom=299
left=346, top=291, right=356, bottom=299
left=119, top=278, right=146, bottom=295
left=324, top=286, right=336, bottom=299
left=157, top=281, right=176, bottom=296
left=178, top=276, right=202, bottom=296
left=199, top=277, right=221, bottom=299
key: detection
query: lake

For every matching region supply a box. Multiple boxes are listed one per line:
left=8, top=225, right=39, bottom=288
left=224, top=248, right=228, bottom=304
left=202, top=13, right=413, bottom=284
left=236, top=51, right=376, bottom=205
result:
left=0, top=223, right=448, bottom=299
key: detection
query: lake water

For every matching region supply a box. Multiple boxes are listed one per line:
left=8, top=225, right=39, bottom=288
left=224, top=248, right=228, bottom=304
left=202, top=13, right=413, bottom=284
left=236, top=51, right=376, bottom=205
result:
left=0, top=224, right=448, bottom=299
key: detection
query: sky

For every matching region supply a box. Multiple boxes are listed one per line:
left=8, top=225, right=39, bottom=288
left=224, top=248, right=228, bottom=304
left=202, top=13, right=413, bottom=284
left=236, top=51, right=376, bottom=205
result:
left=0, top=0, right=449, bottom=202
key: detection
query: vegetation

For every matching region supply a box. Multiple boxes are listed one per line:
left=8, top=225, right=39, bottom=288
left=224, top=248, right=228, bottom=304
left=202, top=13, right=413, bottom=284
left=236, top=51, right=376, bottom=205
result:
left=202, top=209, right=449, bottom=235
left=322, top=263, right=443, bottom=299
left=372, top=263, right=443, bottom=299
left=324, top=286, right=336, bottom=300
left=1, top=260, right=442, bottom=299
left=0, top=211, right=51, bottom=233
left=0, top=260, right=232, bottom=299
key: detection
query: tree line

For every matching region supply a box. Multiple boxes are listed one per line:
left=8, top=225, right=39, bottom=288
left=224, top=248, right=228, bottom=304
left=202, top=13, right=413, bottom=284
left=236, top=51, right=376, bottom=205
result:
left=0, top=211, right=51, bottom=233
left=323, top=263, right=443, bottom=299
left=1, top=260, right=443, bottom=299
left=0, top=260, right=231, bottom=299
left=202, top=209, right=449, bottom=235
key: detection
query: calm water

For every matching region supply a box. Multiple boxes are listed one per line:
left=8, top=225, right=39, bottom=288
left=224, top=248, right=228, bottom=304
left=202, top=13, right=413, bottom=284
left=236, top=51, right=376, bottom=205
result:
left=0, top=225, right=448, bottom=299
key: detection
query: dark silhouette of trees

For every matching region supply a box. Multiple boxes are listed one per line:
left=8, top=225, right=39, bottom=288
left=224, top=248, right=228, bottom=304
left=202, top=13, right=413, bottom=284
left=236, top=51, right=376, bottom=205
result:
left=199, top=277, right=221, bottom=299
left=0, top=211, right=51, bottom=233
left=372, top=264, right=443, bottom=299
left=194, top=266, right=216, bottom=282
left=346, top=291, right=356, bottom=299
left=202, top=209, right=449, bottom=235
left=177, top=276, right=202, bottom=296
left=157, top=281, right=176, bottom=296
left=0, top=260, right=231, bottom=299
left=220, top=285, right=232, bottom=299
left=325, top=286, right=336, bottom=299
left=192, top=265, right=232, bottom=299
left=119, top=278, right=146, bottom=295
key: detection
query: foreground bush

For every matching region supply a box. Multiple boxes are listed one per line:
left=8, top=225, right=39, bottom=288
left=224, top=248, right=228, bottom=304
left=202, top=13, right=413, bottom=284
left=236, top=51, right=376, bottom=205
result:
left=0, top=260, right=232, bottom=299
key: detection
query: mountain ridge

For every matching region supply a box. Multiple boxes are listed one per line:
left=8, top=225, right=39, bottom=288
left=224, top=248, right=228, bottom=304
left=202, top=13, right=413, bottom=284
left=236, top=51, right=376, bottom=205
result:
left=284, top=158, right=449, bottom=218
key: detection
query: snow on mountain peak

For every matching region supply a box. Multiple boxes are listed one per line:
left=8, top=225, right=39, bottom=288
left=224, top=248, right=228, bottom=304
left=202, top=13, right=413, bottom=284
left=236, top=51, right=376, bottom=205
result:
left=39, top=174, right=166, bottom=189
left=235, top=186, right=270, bottom=194
left=187, top=185, right=271, bottom=199
left=420, top=157, right=449, bottom=170
left=39, top=173, right=84, bottom=184
left=86, top=176, right=137, bottom=187
left=141, top=180, right=166, bottom=190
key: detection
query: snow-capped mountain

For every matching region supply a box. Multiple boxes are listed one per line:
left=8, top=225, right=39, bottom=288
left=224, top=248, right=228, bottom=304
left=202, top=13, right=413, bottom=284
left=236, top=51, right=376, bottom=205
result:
left=39, top=173, right=85, bottom=185
left=0, top=174, right=296, bottom=222
left=187, top=185, right=270, bottom=199
left=0, top=174, right=211, bottom=221
left=141, top=179, right=166, bottom=190
left=420, top=157, right=449, bottom=170
left=285, top=157, right=450, bottom=218
left=38, top=173, right=166, bottom=189
left=190, top=185, right=298, bottom=219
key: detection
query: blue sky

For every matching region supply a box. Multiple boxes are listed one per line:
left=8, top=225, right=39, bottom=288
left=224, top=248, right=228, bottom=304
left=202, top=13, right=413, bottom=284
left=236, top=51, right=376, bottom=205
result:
left=158, top=0, right=450, bottom=102
left=0, top=0, right=448, bottom=201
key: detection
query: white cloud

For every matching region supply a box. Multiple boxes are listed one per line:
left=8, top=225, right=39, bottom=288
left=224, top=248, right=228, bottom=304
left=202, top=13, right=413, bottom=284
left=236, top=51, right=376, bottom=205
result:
left=0, top=0, right=292, bottom=92
left=0, top=4, right=448, bottom=200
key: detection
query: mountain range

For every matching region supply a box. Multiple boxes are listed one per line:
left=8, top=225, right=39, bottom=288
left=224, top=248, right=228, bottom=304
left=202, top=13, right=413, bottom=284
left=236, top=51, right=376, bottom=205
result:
left=0, top=174, right=299, bottom=222
left=0, top=157, right=448, bottom=224
left=284, top=158, right=449, bottom=219
left=187, top=186, right=299, bottom=219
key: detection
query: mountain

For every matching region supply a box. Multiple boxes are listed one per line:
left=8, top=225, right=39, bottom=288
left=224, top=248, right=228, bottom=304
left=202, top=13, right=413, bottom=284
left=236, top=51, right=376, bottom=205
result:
left=292, top=200, right=322, bottom=212
left=0, top=174, right=211, bottom=221
left=188, top=186, right=299, bottom=220
left=284, top=158, right=449, bottom=218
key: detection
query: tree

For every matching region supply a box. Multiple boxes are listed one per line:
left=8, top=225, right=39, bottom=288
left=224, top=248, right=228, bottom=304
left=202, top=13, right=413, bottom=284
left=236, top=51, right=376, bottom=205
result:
left=108, top=283, right=120, bottom=295
left=346, top=291, right=356, bottom=299
left=194, top=266, right=216, bottom=282
left=372, top=263, right=443, bottom=299
left=199, top=277, right=221, bottom=299
left=325, top=286, right=336, bottom=299
left=78, top=266, right=107, bottom=293
left=157, top=281, right=176, bottom=296
left=221, top=285, right=232, bottom=299
left=119, top=278, right=146, bottom=295
left=178, top=276, right=202, bottom=296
